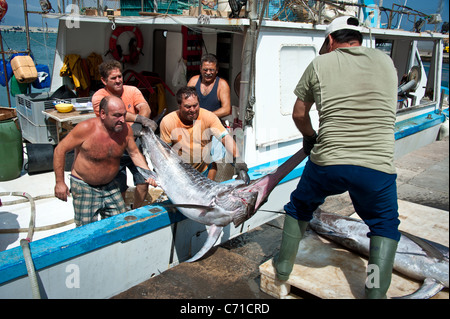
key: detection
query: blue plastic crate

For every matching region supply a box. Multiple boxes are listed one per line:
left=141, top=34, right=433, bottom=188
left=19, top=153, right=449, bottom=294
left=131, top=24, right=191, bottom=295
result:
left=120, top=0, right=154, bottom=16
left=157, top=0, right=189, bottom=15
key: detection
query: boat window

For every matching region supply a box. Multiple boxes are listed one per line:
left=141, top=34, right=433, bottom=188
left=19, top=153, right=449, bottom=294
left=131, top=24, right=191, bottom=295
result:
left=279, top=45, right=316, bottom=115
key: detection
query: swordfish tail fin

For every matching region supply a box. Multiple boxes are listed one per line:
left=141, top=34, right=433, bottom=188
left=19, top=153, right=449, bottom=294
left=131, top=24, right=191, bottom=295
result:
left=392, top=278, right=446, bottom=299
left=185, top=225, right=224, bottom=262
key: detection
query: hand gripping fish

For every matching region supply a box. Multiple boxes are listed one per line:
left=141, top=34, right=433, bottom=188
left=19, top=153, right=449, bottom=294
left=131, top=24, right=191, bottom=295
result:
left=310, top=210, right=449, bottom=299
left=137, top=128, right=306, bottom=262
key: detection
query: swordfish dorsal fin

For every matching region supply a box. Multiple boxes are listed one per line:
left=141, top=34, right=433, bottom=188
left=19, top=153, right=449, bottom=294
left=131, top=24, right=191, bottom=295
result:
left=400, top=230, right=447, bottom=261
left=185, top=225, right=223, bottom=262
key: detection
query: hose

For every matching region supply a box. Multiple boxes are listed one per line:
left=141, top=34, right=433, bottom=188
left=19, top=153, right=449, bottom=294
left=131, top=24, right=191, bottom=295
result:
left=0, top=191, right=43, bottom=299
left=20, top=239, right=41, bottom=299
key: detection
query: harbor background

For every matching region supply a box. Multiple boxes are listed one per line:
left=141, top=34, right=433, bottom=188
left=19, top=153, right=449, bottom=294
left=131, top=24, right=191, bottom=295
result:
left=0, top=29, right=449, bottom=108
left=0, top=0, right=449, bottom=107
left=0, top=30, right=57, bottom=108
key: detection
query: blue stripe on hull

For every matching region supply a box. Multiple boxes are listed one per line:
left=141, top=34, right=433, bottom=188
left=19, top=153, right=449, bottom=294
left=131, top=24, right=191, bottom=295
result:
left=0, top=206, right=186, bottom=285
left=394, top=110, right=447, bottom=140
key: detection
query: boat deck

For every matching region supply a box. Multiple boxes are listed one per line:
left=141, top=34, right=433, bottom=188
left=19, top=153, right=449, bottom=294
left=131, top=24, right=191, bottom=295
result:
left=113, top=135, right=449, bottom=300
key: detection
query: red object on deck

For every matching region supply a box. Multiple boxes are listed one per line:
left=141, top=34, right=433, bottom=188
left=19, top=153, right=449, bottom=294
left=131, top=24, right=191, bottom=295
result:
left=0, top=0, right=8, bottom=22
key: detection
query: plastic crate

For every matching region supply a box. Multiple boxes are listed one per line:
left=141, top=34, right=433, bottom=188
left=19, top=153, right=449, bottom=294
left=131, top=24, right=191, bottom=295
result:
left=120, top=0, right=189, bottom=15
left=157, top=0, right=189, bottom=15
left=120, top=0, right=154, bottom=16
left=15, top=92, right=90, bottom=144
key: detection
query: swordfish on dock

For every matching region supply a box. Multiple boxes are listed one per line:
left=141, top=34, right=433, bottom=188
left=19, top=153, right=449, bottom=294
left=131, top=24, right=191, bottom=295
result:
left=137, top=127, right=306, bottom=262
left=310, top=210, right=449, bottom=299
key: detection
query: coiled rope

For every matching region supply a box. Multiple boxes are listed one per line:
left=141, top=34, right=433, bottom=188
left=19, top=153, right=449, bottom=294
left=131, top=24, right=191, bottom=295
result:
left=0, top=192, right=73, bottom=299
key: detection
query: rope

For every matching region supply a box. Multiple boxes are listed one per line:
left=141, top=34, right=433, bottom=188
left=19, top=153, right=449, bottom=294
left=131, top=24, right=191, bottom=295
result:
left=0, top=192, right=38, bottom=298
left=0, top=191, right=76, bottom=299
left=0, top=192, right=74, bottom=234
left=0, top=219, right=75, bottom=234
left=0, top=192, right=36, bottom=241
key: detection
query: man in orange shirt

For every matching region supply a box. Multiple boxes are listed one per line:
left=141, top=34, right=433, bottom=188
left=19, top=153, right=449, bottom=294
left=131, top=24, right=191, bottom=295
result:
left=92, top=60, right=156, bottom=208
left=160, top=86, right=249, bottom=183
left=187, top=54, right=232, bottom=180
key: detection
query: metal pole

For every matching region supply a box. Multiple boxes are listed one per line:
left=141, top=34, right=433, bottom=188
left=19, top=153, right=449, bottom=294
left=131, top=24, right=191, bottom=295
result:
left=23, top=0, right=31, bottom=53
left=98, top=0, right=104, bottom=16
left=0, top=31, right=12, bottom=107
left=377, top=0, right=383, bottom=27
left=397, top=0, right=407, bottom=29
left=56, top=0, right=62, bottom=13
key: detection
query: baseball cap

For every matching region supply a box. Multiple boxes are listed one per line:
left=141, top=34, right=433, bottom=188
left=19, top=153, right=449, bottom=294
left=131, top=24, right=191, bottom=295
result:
left=319, top=16, right=362, bottom=55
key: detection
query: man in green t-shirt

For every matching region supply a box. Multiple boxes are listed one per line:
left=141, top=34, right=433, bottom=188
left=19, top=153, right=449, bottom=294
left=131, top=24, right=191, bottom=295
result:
left=274, top=16, right=400, bottom=299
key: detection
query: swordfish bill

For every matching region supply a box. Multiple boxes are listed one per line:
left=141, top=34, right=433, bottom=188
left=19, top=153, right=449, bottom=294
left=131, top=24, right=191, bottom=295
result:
left=138, top=127, right=307, bottom=262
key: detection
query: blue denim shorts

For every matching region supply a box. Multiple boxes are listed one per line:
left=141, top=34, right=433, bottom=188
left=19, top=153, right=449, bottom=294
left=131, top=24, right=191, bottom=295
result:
left=284, top=160, right=400, bottom=241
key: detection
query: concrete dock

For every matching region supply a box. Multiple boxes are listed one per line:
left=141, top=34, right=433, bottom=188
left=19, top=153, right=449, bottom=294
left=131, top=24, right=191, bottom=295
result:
left=113, top=136, right=449, bottom=300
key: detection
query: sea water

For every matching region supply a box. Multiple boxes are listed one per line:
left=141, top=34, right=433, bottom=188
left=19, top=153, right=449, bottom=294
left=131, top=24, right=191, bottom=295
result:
left=0, top=31, right=57, bottom=108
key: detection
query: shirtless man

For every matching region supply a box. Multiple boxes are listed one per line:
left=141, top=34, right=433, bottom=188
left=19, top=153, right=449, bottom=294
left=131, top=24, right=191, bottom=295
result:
left=54, top=95, right=156, bottom=226
left=92, top=60, right=157, bottom=209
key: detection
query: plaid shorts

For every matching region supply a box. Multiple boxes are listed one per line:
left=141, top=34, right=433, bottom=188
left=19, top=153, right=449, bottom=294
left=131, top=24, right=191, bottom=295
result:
left=70, top=175, right=127, bottom=227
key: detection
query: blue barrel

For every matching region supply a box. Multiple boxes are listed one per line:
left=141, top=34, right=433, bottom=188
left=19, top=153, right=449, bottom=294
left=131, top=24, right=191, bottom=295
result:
left=0, top=118, right=23, bottom=181
left=0, top=58, right=13, bottom=87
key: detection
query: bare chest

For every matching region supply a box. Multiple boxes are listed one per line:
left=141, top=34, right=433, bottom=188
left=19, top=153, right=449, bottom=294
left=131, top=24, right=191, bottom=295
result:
left=81, top=134, right=126, bottom=162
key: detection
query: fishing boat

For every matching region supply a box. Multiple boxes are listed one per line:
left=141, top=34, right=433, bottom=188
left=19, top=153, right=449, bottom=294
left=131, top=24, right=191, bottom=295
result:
left=0, top=0, right=448, bottom=298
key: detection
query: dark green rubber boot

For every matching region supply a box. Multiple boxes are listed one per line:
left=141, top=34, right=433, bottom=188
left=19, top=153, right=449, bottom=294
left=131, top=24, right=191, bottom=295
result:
left=274, top=215, right=308, bottom=281
left=365, top=236, right=398, bottom=299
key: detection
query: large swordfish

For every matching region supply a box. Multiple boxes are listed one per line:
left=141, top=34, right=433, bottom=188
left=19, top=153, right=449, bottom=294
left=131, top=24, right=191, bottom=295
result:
left=310, top=210, right=449, bottom=299
left=138, top=128, right=306, bottom=262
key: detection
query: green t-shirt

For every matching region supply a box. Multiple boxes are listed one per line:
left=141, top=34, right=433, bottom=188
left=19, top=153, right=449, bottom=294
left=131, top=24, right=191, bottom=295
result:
left=294, top=46, right=398, bottom=174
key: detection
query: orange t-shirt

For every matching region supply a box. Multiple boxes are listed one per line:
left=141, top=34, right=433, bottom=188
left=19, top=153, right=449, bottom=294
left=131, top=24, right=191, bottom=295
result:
left=92, top=85, right=147, bottom=123
left=159, top=108, right=228, bottom=173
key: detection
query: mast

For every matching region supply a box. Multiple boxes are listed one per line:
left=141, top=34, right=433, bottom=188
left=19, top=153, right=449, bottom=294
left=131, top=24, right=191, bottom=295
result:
left=23, top=0, right=31, bottom=53
left=397, top=0, right=408, bottom=29
left=0, top=31, right=11, bottom=107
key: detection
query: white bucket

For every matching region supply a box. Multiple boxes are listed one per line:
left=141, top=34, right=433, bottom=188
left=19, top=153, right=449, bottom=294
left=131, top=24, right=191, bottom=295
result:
left=218, top=0, right=231, bottom=11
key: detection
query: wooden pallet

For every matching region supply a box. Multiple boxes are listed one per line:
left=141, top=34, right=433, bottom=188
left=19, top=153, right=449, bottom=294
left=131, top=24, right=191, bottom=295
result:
left=260, top=200, right=449, bottom=299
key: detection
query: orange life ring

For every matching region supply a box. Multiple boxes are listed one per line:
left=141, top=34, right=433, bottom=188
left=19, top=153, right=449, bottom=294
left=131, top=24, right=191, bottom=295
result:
left=0, top=0, right=8, bottom=22
left=109, top=26, right=143, bottom=64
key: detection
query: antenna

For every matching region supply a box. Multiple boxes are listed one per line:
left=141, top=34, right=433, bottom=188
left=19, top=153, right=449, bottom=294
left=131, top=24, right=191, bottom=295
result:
left=397, top=0, right=408, bottom=29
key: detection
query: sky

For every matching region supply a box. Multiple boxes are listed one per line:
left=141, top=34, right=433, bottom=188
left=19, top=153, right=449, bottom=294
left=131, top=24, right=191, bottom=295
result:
left=0, top=0, right=449, bottom=31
